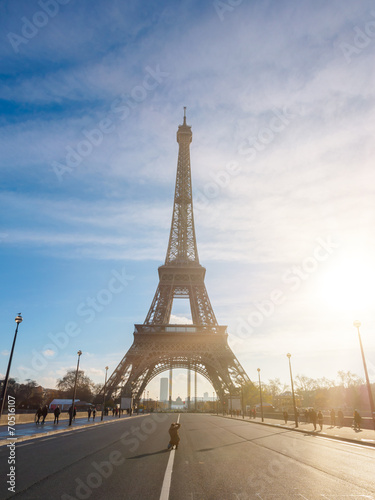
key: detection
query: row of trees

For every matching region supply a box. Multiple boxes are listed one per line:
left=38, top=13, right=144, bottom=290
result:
left=2, top=370, right=101, bottom=410
left=2, top=369, right=373, bottom=412
left=242, top=371, right=373, bottom=411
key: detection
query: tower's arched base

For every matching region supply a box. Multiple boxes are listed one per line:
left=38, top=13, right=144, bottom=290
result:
left=103, top=324, right=251, bottom=404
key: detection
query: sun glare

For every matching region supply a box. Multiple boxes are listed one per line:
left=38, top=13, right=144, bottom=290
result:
left=317, top=251, right=375, bottom=313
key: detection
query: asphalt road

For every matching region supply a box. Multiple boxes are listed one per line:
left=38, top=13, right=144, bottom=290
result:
left=1, top=413, right=374, bottom=500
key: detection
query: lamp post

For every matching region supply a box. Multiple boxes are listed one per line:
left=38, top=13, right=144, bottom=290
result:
left=353, top=321, right=375, bottom=430
left=257, top=368, right=264, bottom=422
left=241, top=385, right=245, bottom=419
left=0, top=314, right=23, bottom=419
left=69, top=350, right=82, bottom=426
left=286, top=353, right=298, bottom=428
left=101, top=366, right=109, bottom=421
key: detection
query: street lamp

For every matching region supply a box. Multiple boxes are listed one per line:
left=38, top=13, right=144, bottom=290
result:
left=286, top=353, right=298, bottom=428
left=0, top=314, right=23, bottom=419
left=257, top=368, right=264, bottom=422
left=101, top=366, right=109, bottom=421
left=240, top=385, right=245, bottom=419
left=69, top=350, right=82, bottom=426
left=353, top=321, right=375, bottom=430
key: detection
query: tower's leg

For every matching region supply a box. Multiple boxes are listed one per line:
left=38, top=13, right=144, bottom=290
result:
left=187, top=364, right=191, bottom=411
left=194, top=367, right=197, bottom=411
left=169, top=365, right=172, bottom=410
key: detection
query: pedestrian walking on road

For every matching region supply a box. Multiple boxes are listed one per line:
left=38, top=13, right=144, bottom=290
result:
left=167, top=423, right=181, bottom=450
left=317, top=410, right=324, bottom=431
left=283, top=411, right=288, bottom=424
left=88, top=407, right=92, bottom=421
left=41, top=405, right=48, bottom=424
left=92, top=408, right=96, bottom=421
left=54, top=406, right=61, bottom=424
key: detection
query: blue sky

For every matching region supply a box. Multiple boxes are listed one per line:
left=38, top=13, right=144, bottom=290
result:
left=1, top=0, right=375, bottom=400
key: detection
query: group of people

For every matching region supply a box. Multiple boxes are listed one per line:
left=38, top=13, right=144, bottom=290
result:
left=35, top=405, right=49, bottom=424
left=329, top=408, right=345, bottom=427
left=35, top=405, right=63, bottom=424
left=303, top=408, right=361, bottom=431
left=87, top=407, right=97, bottom=421
left=249, top=408, right=257, bottom=419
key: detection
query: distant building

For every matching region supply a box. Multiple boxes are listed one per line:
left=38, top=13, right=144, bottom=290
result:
left=49, top=399, right=80, bottom=411
left=160, top=378, right=168, bottom=402
left=172, top=396, right=184, bottom=409
left=203, top=392, right=209, bottom=400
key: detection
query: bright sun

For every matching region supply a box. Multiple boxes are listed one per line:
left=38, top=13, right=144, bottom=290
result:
left=317, top=251, right=375, bottom=313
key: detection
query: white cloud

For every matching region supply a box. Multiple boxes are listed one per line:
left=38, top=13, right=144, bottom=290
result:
left=42, top=349, right=55, bottom=358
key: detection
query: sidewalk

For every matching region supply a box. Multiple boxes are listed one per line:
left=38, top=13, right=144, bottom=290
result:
left=220, top=414, right=375, bottom=447
left=0, top=413, right=140, bottom=447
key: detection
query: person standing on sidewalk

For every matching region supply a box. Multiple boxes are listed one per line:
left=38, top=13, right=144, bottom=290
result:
left=310, top=408, right=317, bottom=431
left=41, top=405, right=48, bottom=424
left=353, top=410, right=361, bottom=430
left=54, top=405, right=61, bottom=424
left=35, top=406, right=43, bottom=424
left=317, top=410, right=324, bottom=431
left=283, top=410, right=288, bottom=424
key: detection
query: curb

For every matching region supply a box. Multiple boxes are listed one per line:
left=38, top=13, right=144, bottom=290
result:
left=215, top=414, right=375, bottom=448
left=0, top=414, right=146, bottom=447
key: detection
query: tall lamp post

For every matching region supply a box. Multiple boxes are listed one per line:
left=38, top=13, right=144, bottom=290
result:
left=257, top=368, right=264, bottom=422
left=0, top=314, right=23, bottom=418
left=101, top=366, right=109, bottom=421
left=69, top=350, right=82, bottom=426
left=286, top=353, right=298, bottom=428
left=353, top=321, right=375, bottom=430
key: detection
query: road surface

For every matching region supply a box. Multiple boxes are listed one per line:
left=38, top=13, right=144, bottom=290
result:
left=0, top=413, right=374, bottom=499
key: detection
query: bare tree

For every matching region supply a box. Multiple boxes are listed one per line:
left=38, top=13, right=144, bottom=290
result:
left=337, top=371, right=363, bottom=388
left=56, top=370, right=95, bottom=402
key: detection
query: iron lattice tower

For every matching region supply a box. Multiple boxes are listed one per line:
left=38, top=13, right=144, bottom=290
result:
left=104, top=109, right=251, bottom=403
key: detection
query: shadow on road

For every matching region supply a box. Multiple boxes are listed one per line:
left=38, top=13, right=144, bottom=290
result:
left=128, top=449, right=169, bottom=459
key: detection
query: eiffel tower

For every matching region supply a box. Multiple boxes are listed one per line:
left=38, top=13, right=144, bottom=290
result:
left=104, top=109, right=250, bottom=406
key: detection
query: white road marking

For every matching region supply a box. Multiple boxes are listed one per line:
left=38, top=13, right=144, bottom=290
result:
left=159, top=413, right=180, bottom=500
